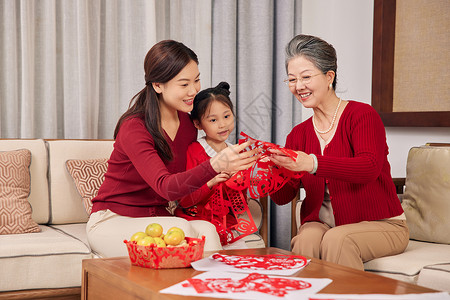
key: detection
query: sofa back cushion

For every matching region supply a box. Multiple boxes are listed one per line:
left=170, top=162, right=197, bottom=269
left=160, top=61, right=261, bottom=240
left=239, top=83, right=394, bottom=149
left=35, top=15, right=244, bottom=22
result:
left=0, top=139, right=49, bottom=224
left=401, top=145, right=450, bottom=244
left=46, top=140, right=114, bottom=224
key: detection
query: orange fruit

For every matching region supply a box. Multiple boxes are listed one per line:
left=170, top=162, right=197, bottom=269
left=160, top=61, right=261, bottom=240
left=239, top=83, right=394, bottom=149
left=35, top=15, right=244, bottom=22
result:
left=164, top=230, right=184, bottom=246
left=136, top=236, right=155, bottom=246
left=153, top=237, right=166, bottom=247
left=145, top=223, right=163, bottom=237
left=130, top=231, right=147, bottom=242
left=166, top=227, right=185, bottom=240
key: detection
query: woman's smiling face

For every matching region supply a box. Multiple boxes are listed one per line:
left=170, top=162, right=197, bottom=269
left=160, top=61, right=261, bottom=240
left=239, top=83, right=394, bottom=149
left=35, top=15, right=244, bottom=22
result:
left=286, top=55, right=332, bottom=109
left=154, top=60, right=201, bottom=114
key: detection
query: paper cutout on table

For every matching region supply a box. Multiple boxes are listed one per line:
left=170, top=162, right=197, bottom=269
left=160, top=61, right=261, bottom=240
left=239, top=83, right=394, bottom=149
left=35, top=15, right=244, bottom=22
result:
left=191, top=254, right=310, bottom=276
left=185, top=273, right=311, bottom=297
left=159, top=271, right=332, bottom=300
left=226, top=131, right=305, bottom=199
left=212, top=253, right=308, bottom=270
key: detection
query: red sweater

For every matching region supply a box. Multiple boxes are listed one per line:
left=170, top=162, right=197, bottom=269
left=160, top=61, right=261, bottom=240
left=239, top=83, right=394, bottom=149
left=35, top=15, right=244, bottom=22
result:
left=177, top=141, right=215, bottom=208
left=91, top=113, right=217, bottom=217
left=270, top=101, right=403, bottom=226
left=176, top=140, right=237, bottom=228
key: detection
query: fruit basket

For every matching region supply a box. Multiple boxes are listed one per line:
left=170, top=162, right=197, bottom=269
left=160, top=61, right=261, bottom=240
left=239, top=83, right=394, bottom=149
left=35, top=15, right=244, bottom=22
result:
left=124, top=236, right=205, bottom=269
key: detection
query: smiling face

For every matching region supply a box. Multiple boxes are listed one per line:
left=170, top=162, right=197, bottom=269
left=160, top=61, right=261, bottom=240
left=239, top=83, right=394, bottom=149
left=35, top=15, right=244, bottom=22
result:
left=153, top=60, right=201, bottom=114
left=194, top=100, right=235, bottom=149
left=286, top=55, right=334, bottom=109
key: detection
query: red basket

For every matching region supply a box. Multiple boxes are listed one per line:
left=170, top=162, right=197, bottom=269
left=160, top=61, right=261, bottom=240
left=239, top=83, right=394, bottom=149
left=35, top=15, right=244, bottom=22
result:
left=124, top=236, right=205, bottom=269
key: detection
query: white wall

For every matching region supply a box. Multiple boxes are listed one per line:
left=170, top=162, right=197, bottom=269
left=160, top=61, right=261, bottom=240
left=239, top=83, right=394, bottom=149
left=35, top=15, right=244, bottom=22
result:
left=301, top=0, right=450, bottom=178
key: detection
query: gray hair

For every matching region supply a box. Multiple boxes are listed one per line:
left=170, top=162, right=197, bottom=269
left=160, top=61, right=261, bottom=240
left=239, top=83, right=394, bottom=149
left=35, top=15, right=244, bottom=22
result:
left=285, top=34, right=338, bottom=90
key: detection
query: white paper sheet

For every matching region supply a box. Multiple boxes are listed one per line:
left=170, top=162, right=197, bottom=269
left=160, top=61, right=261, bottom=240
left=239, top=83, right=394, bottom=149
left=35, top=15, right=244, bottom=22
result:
left=159, top=271, right=333, bottom=299
left=191, top=253, right=310, bottom=276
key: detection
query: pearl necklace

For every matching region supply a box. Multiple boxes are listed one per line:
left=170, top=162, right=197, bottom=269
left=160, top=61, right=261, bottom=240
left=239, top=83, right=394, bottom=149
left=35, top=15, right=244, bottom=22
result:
left=312, top=98, right=342, bottom=134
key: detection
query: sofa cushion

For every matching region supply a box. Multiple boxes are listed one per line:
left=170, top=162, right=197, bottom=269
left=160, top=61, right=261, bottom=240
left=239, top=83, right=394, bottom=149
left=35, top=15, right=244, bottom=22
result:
left=364, top=240, right=450, bottom=288
left=46, top=140, right=114, bottom=224
left=0, top=149, right=40, bottom=234
left=50, top=223, right=90, bottom=249
left=0, top=225, right=92, bottom=291
left=66, top=158, right=108, bottom=215
left=401, top=145, right=450, bottom=244
left=0, top=139, right=49, bottom=223
left=418, top=263, right=450, bottom=292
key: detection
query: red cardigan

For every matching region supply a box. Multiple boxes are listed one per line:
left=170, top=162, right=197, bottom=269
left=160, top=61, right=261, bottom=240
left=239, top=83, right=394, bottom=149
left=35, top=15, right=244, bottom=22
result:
left=270, top=101, right=403, bottom=226
left=176, top=140, right=237, bottom=228
left=91, top=113, right=217, bottom=217
left=177, top=141, right=215, bottom=208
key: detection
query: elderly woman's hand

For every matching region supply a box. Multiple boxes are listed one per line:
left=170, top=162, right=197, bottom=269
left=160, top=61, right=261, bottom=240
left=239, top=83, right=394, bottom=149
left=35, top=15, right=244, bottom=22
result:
left=269, top=148, right=314, bottom=173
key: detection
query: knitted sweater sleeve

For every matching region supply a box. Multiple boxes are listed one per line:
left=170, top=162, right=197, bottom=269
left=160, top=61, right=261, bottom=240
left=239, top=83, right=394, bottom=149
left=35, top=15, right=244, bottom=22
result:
left=118, top=119, right=217, bottom=201
left=315, top=104, right=389, bottom=183
left=178, top=142, right=215, bottom=207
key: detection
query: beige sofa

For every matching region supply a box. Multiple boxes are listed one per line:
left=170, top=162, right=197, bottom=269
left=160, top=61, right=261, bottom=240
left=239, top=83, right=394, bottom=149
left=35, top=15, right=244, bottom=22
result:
left=0, top=139, right=266, bottom=299
left=364, top=144, right=450, bottom=292
left=291, top=144, right=450, bottom=292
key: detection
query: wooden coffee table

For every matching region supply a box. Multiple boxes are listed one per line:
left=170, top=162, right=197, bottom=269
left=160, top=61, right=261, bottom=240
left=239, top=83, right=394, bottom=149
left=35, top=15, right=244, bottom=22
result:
left=81, top=247, right=437, bottom=299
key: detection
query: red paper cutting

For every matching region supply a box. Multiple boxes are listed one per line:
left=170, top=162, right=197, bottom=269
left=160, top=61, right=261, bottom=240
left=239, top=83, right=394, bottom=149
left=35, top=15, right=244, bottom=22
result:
left=209, top=183, right=258, bottom=245
left=211, top=253, right=308, bottom=270
left=182, top=273, right=312, bottom=297
left=226, top=132, right=304, bottom=199
left=208, top=132, right=304, bottom=246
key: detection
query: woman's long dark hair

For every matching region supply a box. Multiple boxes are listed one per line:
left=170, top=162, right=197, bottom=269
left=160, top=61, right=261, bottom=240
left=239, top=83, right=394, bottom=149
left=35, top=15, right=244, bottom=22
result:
left=114, top=40, right=198, bottom=161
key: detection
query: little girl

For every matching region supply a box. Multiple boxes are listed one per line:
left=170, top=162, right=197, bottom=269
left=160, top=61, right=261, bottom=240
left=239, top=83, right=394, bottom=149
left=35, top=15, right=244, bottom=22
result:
left=175, top=82, right=252, bottom=247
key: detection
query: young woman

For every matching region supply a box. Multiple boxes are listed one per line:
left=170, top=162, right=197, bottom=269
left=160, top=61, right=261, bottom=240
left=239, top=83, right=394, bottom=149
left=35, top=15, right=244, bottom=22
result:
left=269, top=34, right=409, bottom=270
left=175, top=82, right=247, bottom=247
left=87, top=40, right=259, bottom=257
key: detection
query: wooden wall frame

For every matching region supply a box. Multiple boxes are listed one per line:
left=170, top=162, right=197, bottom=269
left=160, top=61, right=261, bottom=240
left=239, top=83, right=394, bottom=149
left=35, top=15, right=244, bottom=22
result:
left=372, top=0, right=450, bottom=127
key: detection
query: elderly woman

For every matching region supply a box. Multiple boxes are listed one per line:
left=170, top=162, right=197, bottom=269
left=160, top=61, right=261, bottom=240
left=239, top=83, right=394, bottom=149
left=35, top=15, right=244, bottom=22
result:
left=269, top=34, right=409, bottom=270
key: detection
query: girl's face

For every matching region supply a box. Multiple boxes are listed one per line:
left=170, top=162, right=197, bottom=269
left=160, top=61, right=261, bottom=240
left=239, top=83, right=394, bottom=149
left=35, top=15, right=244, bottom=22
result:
left=194, top=100, right=235, bottom=146
left=153, top=60, right=201, bottom=113
left=286, top=56, right=334, bottom=109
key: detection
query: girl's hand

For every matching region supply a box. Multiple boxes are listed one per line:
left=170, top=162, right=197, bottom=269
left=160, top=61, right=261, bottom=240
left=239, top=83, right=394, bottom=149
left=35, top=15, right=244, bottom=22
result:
left=206, top=172, right=230, bottom=188
left=210, top=140, right=260, bottom=174
left=269, top=148, right=314, bottom=173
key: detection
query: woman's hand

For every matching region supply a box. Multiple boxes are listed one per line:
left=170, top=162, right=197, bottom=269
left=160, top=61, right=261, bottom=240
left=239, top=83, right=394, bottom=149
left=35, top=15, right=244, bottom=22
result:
left=269, top=148, right=314, bottom=173
left=210, top=140, right=260, bottom=174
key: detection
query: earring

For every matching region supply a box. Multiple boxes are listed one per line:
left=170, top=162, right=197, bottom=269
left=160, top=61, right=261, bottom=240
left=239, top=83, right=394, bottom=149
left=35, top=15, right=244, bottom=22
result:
left=329, top=83, right=333, bottom=89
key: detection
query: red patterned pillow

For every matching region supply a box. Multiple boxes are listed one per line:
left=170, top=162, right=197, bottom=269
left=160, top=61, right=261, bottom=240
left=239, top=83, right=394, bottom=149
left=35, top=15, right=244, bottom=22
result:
left=0, top=149, right=40, bottom=234
left=66, top=158, right=108, bottom=215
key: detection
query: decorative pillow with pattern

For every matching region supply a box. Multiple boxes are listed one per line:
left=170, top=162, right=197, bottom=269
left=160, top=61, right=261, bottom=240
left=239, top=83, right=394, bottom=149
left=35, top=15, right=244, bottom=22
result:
left=0, top=149, right=41, bottom=234
left=65, top=158, right=108, bottom=215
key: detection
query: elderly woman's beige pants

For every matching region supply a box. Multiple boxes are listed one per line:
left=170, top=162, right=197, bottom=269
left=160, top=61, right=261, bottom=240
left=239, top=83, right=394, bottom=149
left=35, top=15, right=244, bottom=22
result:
left=291, top=220, right=409, bottom=270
